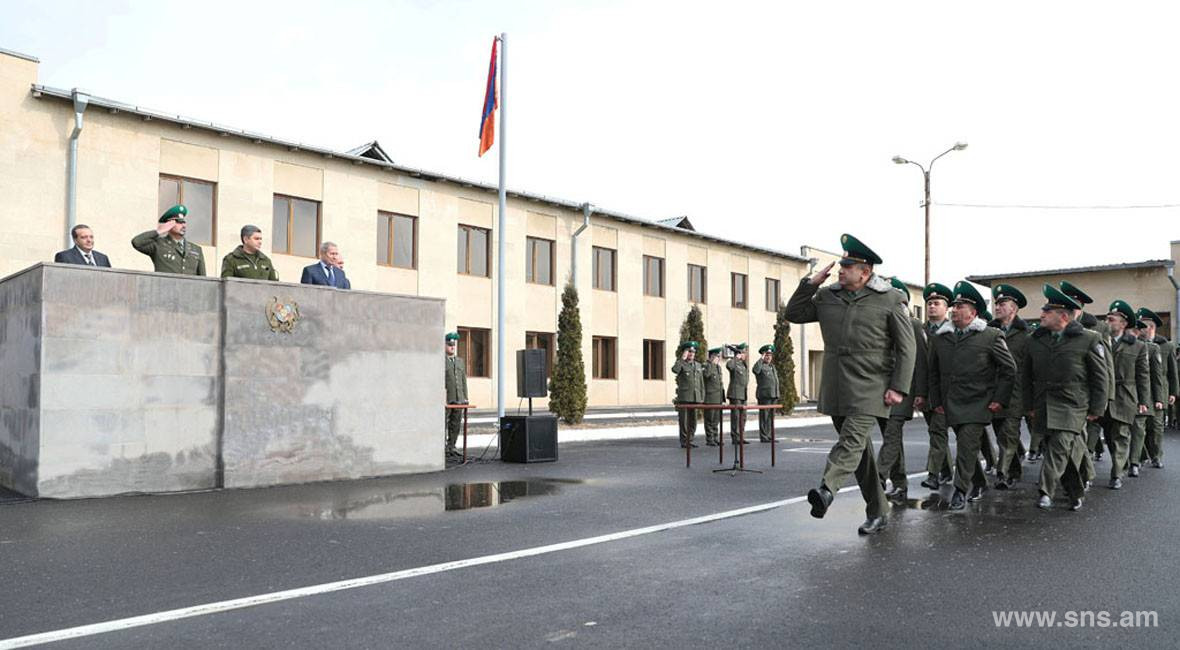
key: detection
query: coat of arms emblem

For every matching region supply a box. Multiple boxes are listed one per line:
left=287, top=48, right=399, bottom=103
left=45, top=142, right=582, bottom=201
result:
left=266, top=297, right=300, bottom=333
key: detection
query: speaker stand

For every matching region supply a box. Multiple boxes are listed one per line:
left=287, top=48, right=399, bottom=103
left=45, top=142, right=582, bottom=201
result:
left=713, top=432, right=761, bottom=476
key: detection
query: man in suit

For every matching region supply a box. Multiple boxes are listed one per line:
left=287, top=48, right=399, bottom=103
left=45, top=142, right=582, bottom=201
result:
left=300, top=241, right=351, bottom=289
left=54, top=224, right=111, bottom=267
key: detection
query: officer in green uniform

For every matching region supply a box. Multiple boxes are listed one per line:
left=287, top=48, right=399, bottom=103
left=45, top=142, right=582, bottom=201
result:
left=927, top=281, right=1017, bottom=510
left=131, top=205, right=207, bottom=276
left=1099, top=301, right=1149, bottom=489
left=920, top=282, right=956, bottom=488
left=753, top=345, right=780, bottom=442
left=1130, top=315, right=1166, bottom=474
left=1061, top=281, right=1114, bottom=483
left=220, top=225, right=279, bottom=280
left=1138, top=307, right=1177, bottom=467
left=1024, top=285, right=1108, bottom=511
left=703, top=348, right=726, bottom=446
left=989, top=284, right=1032, bottom=488
left=978, top=301, right=1000, bottom=476
left=444, top=332, right=468, bottom=458
left=726, top=344, right=750, bottom=445
left=787, top=234, right=916, bottom=535
left=672, top=341, right=705, bottom=448
left=877, top=277, right=928, bottom=501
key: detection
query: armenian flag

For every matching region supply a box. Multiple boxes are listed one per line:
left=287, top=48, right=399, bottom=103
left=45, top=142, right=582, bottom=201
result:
left=478, top=37, right=499, bottom=157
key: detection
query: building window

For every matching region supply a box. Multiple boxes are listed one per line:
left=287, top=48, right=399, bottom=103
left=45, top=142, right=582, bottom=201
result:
left=732, top=273, right=748, bottom=309
left=592, top=336, right=617, bottom=379
left=688, top=264, right=707, bottom=304
left=457, top=225, right=491, bottom=277
left=643, top=256, right=665, bottom=298
left=912, top=305, right=924, bottom=320
left=457, top=327, right=490, bottom=377
left=643, top=339, right=665, bottom=380
left=272, top=195, right=321, bottom=257
left=159, top=175, right=216, bottom=246
left=377, top=212, right=417, bottom=269
left=592, top=247, right=616, bottom=291
left=526, top=331, right=556, bottom=373
left=765, top=278, right=781, bottom=312
left=526, top=237, right=555, bottom=285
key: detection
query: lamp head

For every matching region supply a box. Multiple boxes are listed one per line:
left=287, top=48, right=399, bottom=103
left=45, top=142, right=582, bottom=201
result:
left=892, top=155, right=907, bottom=164
left=953, top=142, right=968, bottom=151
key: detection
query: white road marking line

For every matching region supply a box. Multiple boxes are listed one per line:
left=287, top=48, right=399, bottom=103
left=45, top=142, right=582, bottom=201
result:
left=0, top=471, right=927, bottom=649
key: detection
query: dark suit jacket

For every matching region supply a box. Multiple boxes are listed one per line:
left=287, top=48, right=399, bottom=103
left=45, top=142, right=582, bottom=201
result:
left=300, top=262, right=350, bottom=289
left=54, top=247, right=111, bottom=267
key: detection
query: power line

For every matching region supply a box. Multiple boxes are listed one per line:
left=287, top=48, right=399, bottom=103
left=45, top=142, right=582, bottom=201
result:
left=932, top=201, right=1180, bottom=210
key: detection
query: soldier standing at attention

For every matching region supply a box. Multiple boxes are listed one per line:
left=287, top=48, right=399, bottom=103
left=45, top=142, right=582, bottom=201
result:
left=1138, top=307, right=1176, bottom=468
left=444, top=332, right=468, bottom=459
left=753, top=345, right=780, bottom=443
left=1024, top=285, right=1108, bottom=511
left=877, top=277, right=927, bottom=501
left=1100, top=301, right=1149, bottom=489
left=1130, top=314, right=1166, bottom=474
left=220, top=225, right=278, bottom=280
left=1060, top=281, right=1114, bottom=484
left=131, top=204, right=206, bottom=276
left=920, top=283, right=956, bottom=488
left=703, top=348, right=726, bottom=446
left=988, top=285, right=1032, bottom=489
left=672, top=341, right=705, bottom=449
left=726, top=344, right=750, bottom=445
left=786, top=234, right=916, bottom=535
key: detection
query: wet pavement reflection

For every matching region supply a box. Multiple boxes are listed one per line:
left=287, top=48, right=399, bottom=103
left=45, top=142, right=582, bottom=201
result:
left=296, top=479, right=585, bottom=520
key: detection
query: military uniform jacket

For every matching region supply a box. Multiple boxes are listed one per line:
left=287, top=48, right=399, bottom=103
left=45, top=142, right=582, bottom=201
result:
left=445, top=356, right=468, bottom=404
left=1021, top=320, right=1109, bottom=434
left=725, top=358, right=748, bottom=400
left=1107, top=332, right=1149, bottom=424
left=891, top=317, right=928, bottom=420
left=703, top=362, right=725, bottom=404
left=671, top=359, right=705, bottom=404
left=989, top=317, right=1031, bottom=418
left=1082, top=312, right=1117, bottom=410
left=220, top=246, right=278, bottom=280
left=752, top=359, right=780, bottom=401
left=927, top=318, right=1017, bottom=426
left=1153, top=336, right=1180, bottom=399
left=131, top=231, right=206, bottom=276
left=1141, top=338, right=1167, bottom=411
left=785, top=274, right=917, bottom=419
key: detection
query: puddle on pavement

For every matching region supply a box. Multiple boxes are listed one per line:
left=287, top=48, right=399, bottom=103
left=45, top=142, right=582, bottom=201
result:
left=296, top=478, right=584, bottom=520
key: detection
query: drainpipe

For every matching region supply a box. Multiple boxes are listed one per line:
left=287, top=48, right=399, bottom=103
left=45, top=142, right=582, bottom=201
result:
left=800, top=249, right=817, bottom=400
left=66, top=88, right=90, bottom=248
left=570, top=202, right=592, bottom=286
left=1168, top=265, right=1180, bottom=342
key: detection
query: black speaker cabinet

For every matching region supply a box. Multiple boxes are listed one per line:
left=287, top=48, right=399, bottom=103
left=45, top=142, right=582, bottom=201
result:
left=516, top=349, right=548, bottom=398
left=499, top=415, right=558, bottom=463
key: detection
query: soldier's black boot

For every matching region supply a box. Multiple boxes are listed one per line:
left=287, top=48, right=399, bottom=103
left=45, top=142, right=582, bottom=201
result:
left=857, top=516, right=887, bottom=535
left=1036, top=493, right=1052, bottom=510
left=967, top=485, right=986, bottom=502
left=1129, top=464, right=1140, bottom=477
left=1109, top=477, right=1123, bottom=489
left=1069, top=497, right=1083, bottom=512
left=949, top=490, right=966, bottom=511
left=920, top=474, right=939, bottom=490
left=807, top=486, right=833, bottom=519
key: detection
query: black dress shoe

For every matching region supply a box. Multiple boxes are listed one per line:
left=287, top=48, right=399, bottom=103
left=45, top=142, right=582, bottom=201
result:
left=1036, top=494, right=1052, bottom=510
left=1109, top=477, right=1122, bottom=490
left=993, top=479, right=1009, bottom=490
left=884, top=484, right=905, bottom=498
left=1129, top=464, right=1140, bottom=477
left=1004, top=477, right=1017, bottom=489
left=1069, top=497, right=1084, bottom=512
left=689, top=442, right=699, bottom=448
left=857, top=516, right=887, bottom=535
left=939, top=475, right=954, bottom=485
left=1095, top=451, right=1104, bottom=462
left=920, top=475, right=940, bottom=490
left=807, top=487, right=833, bottom=519
left=887, top=487, right=907, bottom=501
left=968, top=485, right=986, bottom=502
left=705, top=440, right=718, bottom=447
left=949, top=490, right=966, bottom=510
left=1152, top=458, right=1164, bottom=468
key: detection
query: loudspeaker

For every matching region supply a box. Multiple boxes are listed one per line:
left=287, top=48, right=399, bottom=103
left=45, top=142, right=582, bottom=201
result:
left=499, top=415, right=558, bottom=463
left=516, top=349, right=548, bottom=398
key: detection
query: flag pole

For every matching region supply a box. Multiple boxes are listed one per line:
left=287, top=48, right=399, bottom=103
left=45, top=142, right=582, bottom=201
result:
left=496, top=32, right=507, bottom=419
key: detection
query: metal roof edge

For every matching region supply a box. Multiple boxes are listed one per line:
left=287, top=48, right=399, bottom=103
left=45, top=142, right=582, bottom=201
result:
left=0, top=46, right=39, bottom=63
left=966, top=259, right=1175, bottom=284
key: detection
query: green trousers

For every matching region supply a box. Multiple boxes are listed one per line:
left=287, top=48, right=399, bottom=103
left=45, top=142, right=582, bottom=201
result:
left=979, top=425, right=997, bottom=469
left=1129, top=414, right=1148, bottom=467
left=952, top=423, right=989, bottom=494
left=876, top=416, right=907, bottom=489
left=1029, top=415, right=1044, bottom=454
left=678, top=407, right=698, bottom=446
left=1101, top=416, right=1130, bottom=479
left=728, top=398, right=747, bottom=444
left=758, top=397, right=776, bottom=442
left=993, top=417, right=1024, bottom=481
left=445, top=407, right=463, bottom=451
left=924, top=410, right=953, bottom=478
left=1086, top=418, right=1104, bottom=454
left=822, top=415, right=888, bottom=519
left=1039, top=429, right=1086, bottom=499
left=1145, top=410, right=1165, bottom=462
left=704, top=403, right=722, bottom=444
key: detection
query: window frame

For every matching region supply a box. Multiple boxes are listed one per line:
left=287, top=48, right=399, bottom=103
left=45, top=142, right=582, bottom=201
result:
left=525, top=331, right=557, bottom=374
left=272, top=193, right=322, bottom=258
left=688, top=264, right=708, bottom=304
left=592, top=336, right=618, bottom=380
left=457, top=326, right=491, bottom=378
left=765, top=277, right=781, bottom=312
left=525, top=237, right=556, bottom=286
left=643, top=255, right=665, bottom=298
left=457, top=224, right=492, bottom=277
left=642, top=339, right=665, bottom=380
left=378, top=211, right=418, bottom=269
left=159, top=174, right=217, bottom=246
left=592, top=246, right=617, bottom=292
left=731, top=272, right=748, bottom=310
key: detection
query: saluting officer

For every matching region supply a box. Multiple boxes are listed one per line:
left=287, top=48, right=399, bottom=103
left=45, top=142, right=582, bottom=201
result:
left=444, top=332, right=468, bottom=458
left=920, top=282, right=956, bottom=488
left=132, top=204, right=206, bottom=276
left=703, top=347, right=726, bottom=446
left=1138, top=307, right=1177, bottom=468
left=1100, top=301, right=1149, bottom=489
left=786, top=234, right=916, bottom=536
left=672, top=341, right=705, bottom=448
left=1024, top=285, right=1108, bottom=511
left=1130, top=314, right=1166, bottom=474
left=989, top=284, right=1032, bottom=488
left=877, top=277, right=928, bottom=501
left=752, top=345, right=780, bottom=442
left=726, top=344, right=750, bottom=445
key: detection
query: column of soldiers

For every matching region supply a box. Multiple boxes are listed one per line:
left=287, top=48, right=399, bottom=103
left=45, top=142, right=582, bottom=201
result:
left=671, top=342, right=780, bottom=448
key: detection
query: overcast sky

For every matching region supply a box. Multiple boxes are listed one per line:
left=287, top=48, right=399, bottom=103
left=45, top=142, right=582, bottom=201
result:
left=4, top=0, right=1178, bottom=287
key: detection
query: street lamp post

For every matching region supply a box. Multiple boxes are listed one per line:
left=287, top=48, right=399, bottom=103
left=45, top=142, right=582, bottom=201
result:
left=892, top=142, right=967, bottom=285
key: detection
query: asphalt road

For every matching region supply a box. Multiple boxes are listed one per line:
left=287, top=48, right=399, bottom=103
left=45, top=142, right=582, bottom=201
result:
left=1, top=422, right=1177, bottom=648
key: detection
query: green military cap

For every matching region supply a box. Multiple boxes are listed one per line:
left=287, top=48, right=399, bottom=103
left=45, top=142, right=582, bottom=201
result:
left=678, top=341, right=699, bottom=352
left=759, top=344, right=774, bottom=354
left=1042, top=284, right=1082, bottom=312
left=923, top=282, right=953, bottom=303
left=1134, top=318, right=1149, bottom=330
left=736, top=343, right=748, bottom=350
left=159, top=204, right=188, bottom=223
left=1108, top=300, right=1135, bottom=322
left=1137, top=307, right=1163, bottom=328
left=980, top=307, right=993, bottom=322
left=838, top=233, right=883, bottom=266
left=952, top=281, right=986, bottom=310
left=1059, top=281, right=1093, bottom=305
left=708, top=347, right=722, bottom=355
left=992, top=284, right=1027, bottom=308
left=888, top=277, right=910, bottom=302
left=445, top=332, right=459, bottom=342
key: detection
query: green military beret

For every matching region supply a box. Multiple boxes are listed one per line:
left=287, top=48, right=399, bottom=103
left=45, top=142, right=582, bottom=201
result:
left=1108, top=300, right=1135, bottom=322
left=759, top=344, right=774, bottom=354
left=159, top=204, right=188, bottom=223
left=1137, top=307, right=1163, bottom=328
left=708, top=347, right=722, bottom=355
left=1042, top=284, right=1082, bottom=312
left=838, top=233, right=883, bottom=266
left=992, top=284, right=1027, bottom=309
left=952, top=281, right=986, bottom=310
left=923, top=282, right=953, bottom=303
left=1059, top=281, right=1093, bottom=305
left=445, top=332, right=459, bottom=342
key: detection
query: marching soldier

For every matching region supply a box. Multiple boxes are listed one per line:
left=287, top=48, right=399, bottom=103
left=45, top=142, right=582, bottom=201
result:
left=726, top=344, right=750, bottom=445
left=920, top=282, right=956, bottom=488
left=672, top=341, right=705, bottom=448
left=1100, top=301, right=1149, bottom=489
left=753, top=345, right=780, bottom=442
left=786, top=234, right=916, bottom=535
left=444, top=332, right=468, bottom=458
left=989, top=284, right=1032, bottom=489
left=131, top=204, right=207, bottom=276
left=1024, top=285, right=1108, bottom=511
left=1130, top=314, right=1166, bottom=474
left=877, top=277, right=928, bottom=501
left=927, top=282, right=1016, bottom=510
left=703, top=348, right=726, bottom=446
left=1060, top=281, right=1114, bottom=482
left=1138, top=307, right=1177, bottom=467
